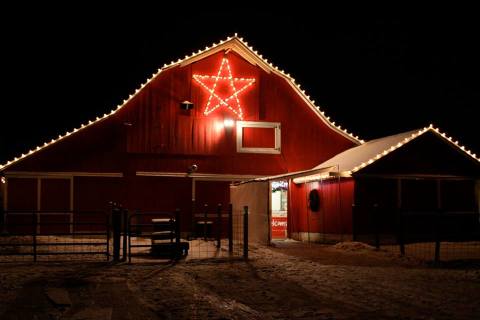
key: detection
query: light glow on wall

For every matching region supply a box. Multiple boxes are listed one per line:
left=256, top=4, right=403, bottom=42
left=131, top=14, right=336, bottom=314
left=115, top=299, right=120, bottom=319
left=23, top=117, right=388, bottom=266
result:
left=223, top=119, right=235, bottom=127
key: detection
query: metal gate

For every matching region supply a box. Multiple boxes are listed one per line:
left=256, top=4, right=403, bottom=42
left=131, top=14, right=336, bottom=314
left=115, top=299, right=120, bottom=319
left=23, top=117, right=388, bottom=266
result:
left=125, top=204, right=249, bottom=262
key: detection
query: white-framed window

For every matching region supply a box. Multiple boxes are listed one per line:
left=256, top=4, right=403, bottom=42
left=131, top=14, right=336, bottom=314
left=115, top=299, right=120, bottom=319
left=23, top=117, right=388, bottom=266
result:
left=236, top=121, right=281, bottom=154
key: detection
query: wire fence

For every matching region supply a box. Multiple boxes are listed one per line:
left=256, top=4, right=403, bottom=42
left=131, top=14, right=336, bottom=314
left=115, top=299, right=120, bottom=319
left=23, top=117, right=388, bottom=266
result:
left=0, top=211, right=109, bottom=262
left=353, top=204, right=480, bottom=263
left=0, top=204, right=250, bottom=263
left=186, top=204, right=247, bottom=260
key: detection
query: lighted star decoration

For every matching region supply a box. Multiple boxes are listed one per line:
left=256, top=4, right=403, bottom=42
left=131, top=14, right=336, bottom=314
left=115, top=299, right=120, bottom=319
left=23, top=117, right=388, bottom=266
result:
left=193, top=57, right=255, bottom=120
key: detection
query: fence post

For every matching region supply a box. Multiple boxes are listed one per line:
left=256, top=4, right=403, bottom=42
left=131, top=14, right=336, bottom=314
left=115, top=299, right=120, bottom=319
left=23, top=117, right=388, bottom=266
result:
left=112, top=204, right=122, bottom=262
left=373, top=203, right=380, bottom=250
left=228, top=204, right=233, bottom=254
left=351, top=204, right=357, bottom=241
left=106, top=213, right=110, bottom=261
left=122, top=209, right=128, bottom=262
left=397, top=208, right=405, bottom=256
left=190, top=199, right=196, bottom=240
left=216, top=204, right=222, bottom=249
left=33, top=212, right=37, bottom=262
left=203, top=204, right=208, bottom=241
left=0, top=194, right=4, bottom=233
left=434, top=208, right=442, bottom=264
left=175, top=208, right=181, bottom=260
left=243, top=206, right=248, bottom=260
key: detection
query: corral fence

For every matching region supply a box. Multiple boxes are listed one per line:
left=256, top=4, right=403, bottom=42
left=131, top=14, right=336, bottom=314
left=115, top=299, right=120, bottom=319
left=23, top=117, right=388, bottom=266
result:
left=0, top=210, right=109, bottom=262
left=0, top=204, right=249, bottom=263
left=353, top=204, right=480, bottom=263
left=126, top=204, right=248, bottom=262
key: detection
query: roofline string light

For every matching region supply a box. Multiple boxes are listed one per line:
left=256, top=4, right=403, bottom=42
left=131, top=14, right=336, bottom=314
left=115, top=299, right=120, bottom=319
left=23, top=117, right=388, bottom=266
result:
left=348, top=125, right=480, bottom=175
left=0, top=34, right=370, bottom=171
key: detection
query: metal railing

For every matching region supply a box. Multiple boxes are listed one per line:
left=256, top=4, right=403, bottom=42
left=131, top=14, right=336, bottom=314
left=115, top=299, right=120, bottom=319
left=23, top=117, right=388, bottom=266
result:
left=0, top=210, right=109, bottom=262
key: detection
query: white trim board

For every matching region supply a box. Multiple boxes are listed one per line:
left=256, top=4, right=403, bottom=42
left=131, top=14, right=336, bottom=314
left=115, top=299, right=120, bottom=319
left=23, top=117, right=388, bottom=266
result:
left=136, top=171, right=263, bottom=181
left=4, top=171, right=124, bottom=178
left=236, top=121, right=281, bottom=154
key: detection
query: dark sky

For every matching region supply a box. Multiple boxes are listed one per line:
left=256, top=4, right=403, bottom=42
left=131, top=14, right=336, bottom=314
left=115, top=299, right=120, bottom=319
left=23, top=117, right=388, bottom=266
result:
left=1, top=8, right=479, bottom=164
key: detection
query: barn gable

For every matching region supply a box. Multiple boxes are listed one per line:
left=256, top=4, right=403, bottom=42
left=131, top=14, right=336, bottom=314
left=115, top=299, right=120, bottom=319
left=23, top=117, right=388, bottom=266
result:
left=0, top=35, right=362, bottom=174
left=292, top=125, right=480, bottom=183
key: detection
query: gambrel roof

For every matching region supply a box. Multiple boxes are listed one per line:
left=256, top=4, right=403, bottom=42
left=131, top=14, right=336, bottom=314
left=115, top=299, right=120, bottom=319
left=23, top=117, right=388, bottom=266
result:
left=0, top=34, right=364, bottom=171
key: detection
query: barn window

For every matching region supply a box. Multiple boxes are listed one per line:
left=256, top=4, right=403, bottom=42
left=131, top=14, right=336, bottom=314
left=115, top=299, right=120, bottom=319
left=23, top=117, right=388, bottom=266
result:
left=236, top=121, right=281, bottom=154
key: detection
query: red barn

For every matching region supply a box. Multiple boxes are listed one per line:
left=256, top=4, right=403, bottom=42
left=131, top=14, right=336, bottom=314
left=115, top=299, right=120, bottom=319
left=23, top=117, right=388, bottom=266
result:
left=0, top=35, right=362, bottom=234
left=233, top=126, right=480, bottom=244
left=2, top=35, right=478, bottom=243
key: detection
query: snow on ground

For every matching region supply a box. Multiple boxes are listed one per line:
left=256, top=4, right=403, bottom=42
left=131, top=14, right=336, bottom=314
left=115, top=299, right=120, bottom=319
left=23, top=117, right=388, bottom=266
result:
left=0, top=241, right=479, bottom=319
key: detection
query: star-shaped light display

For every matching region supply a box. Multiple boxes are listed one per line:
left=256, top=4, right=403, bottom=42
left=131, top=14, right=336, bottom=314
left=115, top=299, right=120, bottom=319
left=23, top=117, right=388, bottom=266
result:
left=193, top=57, right=255, bottom=119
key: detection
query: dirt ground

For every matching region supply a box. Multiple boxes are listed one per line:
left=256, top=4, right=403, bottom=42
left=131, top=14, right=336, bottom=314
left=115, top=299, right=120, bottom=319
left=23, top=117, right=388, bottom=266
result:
left=0, top=241, right=479, bottom=319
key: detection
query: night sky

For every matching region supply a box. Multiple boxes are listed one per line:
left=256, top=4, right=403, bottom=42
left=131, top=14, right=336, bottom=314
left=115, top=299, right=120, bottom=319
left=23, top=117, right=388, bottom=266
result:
left=1, top=9, right=479, bottom=164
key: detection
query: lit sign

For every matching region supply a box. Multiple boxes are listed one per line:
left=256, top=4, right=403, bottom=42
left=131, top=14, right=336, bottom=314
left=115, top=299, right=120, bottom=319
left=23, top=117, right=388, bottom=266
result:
left=272, top=181, right=288, bottom=191
left=192, top=57, right=255, bottom=120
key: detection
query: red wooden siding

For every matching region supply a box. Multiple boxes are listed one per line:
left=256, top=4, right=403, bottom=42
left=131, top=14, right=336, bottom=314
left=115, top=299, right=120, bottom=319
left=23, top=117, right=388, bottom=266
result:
left=6, top=178, right=37, bottom=211
left=74, top=177, right=122, bottom=212
left=194, top=180, right=231, bottom=237
left=194, top=181, right=231, bottom=210
left=40, top=178, right=71, bottom=234
left=117, top=50, right=355, bottom=174
left=289, top=179, right=354, bottom=235
left=4, top=44, right=358, bottom=220
left=125, top=177, right=192, bottom=231
left=40, top=179, right=70, bottom=211
left=242, top=127, right=275, bottom=148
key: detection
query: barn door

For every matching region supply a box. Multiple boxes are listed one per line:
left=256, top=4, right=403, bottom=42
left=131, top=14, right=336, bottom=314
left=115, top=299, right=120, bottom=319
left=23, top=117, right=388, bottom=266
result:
left=5, top=178, right=38, bottom=234
left=193, top=180, right=231, bottom=238
left=40, top=178, right=72, bottom=234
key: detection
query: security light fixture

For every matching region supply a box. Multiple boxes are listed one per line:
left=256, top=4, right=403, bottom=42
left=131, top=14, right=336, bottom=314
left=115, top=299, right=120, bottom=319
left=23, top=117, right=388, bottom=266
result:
left=180, top=100, right=194, bottom=110
left=187, top=164, right=198, bottom=174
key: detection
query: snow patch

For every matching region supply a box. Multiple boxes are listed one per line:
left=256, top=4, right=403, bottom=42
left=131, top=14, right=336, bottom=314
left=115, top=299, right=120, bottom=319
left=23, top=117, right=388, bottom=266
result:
left=332, top=241, right=376, bottom=252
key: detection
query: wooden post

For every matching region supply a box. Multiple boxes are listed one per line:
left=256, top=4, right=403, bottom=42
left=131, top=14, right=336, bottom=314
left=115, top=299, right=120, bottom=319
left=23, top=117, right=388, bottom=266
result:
left=228, top=203, right=233, bottom=254
left=203, top=204, right=208, bottom=241
left=373, top=203, right=380, bottom=249
left=33, top=212, right=37, bottom=262
left=434, top=208, right=442, bottom=264
left=396, top=179, right=405, bottom=255
left=243, top=206, right=248, bottom=259
left=106, top=213, right=110, bottom=261
left=122, top=209, right=128, bottom=262
left=351, top=203, right=357, bottom=241
left=175, top=208, right=181, bottom=259
left=112, top=205, right=121, bottom=262
left=0, top=191, right=4, bottom=233
left=397, top=208, right=405, bottom=256
left=434, top=180, right=442, bottom=264
left=216, top=204, right=222, bottom=249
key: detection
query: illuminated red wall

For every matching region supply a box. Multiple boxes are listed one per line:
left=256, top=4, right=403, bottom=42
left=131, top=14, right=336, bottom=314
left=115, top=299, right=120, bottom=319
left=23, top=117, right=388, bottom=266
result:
left=8, top=50, right=356, bottom=175
left=4, top=49, right=358, bottom=227
left=289, top=178, right=354, bottom=235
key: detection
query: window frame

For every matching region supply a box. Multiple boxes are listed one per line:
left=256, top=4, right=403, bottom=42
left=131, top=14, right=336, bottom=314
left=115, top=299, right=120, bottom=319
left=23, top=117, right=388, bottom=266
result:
left=236, top=121, right=281, bottom=154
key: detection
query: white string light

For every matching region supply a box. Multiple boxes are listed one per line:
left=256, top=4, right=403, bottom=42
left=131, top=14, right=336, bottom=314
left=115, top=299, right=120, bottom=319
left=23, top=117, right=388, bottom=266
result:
left=3, top=34, right=429, bottom=171
left=192, top=57, right=255, bottom=119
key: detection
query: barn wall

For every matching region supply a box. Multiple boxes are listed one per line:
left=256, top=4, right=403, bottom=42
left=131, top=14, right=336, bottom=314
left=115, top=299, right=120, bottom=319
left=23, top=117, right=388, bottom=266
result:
left=124, top=176, right=192, bottom=231
left=2, top=45, right=358, bottom=224
left=289, top=178, right=354, bottom=242
left=117, top=50, right=356, bottom=175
